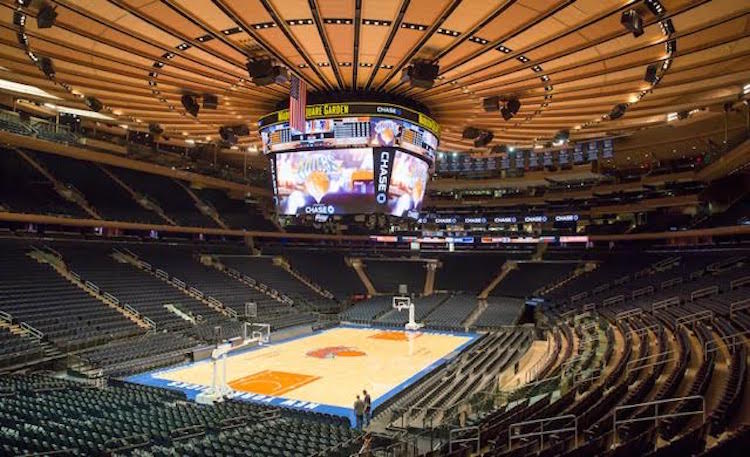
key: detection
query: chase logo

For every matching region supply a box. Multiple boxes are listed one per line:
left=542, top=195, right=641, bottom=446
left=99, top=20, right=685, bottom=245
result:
left=375, top=150, right=392, bottom=204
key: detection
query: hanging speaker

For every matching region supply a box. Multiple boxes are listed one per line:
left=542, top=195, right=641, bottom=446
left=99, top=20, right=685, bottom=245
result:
left=148, top=123, right=164, bottom=136
left=230, top=124, right=250, bottom=136
left=483, top=96, right=500, bottom=112
left=202, top=94, right=218, bottom=109
left=181, top=94, right=199, bottom=117
left=609, top=103, right=628, bottom=120
left=84, top=96, right=103, bottom=112
left=219, top=126, right=237, bottom=144
left=473, top=131, right=494, bottom=148
left=36, top=3, right=57, bottom=29
left=39, top=57, right=55, bottom=78
left=621, top=10, right=644, bottom=37
left=462, top=127, right=481, bottom=139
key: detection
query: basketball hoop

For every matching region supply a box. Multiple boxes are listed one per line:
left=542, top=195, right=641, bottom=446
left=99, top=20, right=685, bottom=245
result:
left=392, top=296, right=424, bottom=331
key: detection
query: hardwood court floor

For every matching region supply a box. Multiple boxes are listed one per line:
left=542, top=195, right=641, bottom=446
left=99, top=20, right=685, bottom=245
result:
left=156, top=326, right=474, bottom=408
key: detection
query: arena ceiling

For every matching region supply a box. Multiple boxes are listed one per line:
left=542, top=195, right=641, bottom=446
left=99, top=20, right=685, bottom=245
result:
left=0, top=0, right=749, bottom=153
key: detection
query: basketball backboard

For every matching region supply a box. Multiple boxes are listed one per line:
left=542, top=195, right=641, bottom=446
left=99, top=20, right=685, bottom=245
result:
left=393, top=296, right=411, bottom=311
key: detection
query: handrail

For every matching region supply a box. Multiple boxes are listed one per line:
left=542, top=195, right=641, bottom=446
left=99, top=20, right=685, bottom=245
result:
left=0, top=310, right=12, bottom=323
left=652, top=296, right=680, bottom=313
left=570, top=291, right=588, bottom=303
left=729, top=298, right=750, bottom=319
left=612, top=395, right=704, bottom=445
left=449, top=426, right=480, bottom=454
left=730, top=275, right=750, bottom=289
left=84, top=280, right=100, bottom=294
left=189, top=286, right=204, bottom=298
left=103, top=292, right=119, bottom=304
left=616, top=308, right=642, bottom=321
left=169, top=424, right=206, bottom=441
left=603, top=294, right=625, bottom=306
left=629, top=323, right=662, bottom=339
left=17, top=450, right=78, bottom=456
left=690, top=285, right=718, bottom=301
left=676, top=310, right=713, bottom=328
left=21, top=322, right=44, bottom=339
left=592, top=283, right=610, bottom=294
left=508, top=414, right=578, bottom=449
left=661, top=277, right=683, bottom=289
left=626, top=350, right=677, bottom=374
left=155, top=269, right=169, bottom=280
left=123, top=303, right=140, bottom=316
left=632, top=285, right=654, bottom=298
left=104, top=433, right=150, bottom=452
left=704, top=330, right=750, bottom=360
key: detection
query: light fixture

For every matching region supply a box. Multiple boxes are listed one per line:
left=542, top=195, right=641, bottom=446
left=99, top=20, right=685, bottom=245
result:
left=44, top=104, right=114, bottom=120
left=645, top=0, right=666, bottom=16
left=0, top=78, right=61, bottom=99
left=659, top=19, right=674, bottom=36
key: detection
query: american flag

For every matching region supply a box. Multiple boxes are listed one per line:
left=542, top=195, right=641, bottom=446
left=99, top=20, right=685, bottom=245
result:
left=289, top=74, right=307, bottom=133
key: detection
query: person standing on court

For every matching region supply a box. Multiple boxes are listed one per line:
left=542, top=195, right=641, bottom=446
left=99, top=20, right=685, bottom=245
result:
left=363, top=390, right=372, bottom=427
left=354, top=395, right=365, bottom=430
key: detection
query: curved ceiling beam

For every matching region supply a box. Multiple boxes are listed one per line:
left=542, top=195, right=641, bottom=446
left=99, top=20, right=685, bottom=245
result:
left=373, top=0, right=462, bottom=92
left=308, top=0, right=345, bottom=90
left=364, top=0, right=409, bottom=90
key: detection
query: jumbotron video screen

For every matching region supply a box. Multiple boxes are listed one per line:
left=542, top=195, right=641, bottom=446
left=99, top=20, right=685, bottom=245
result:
left=272, top=148, right=429, bottom=217
left=260, top=102, right=438, bottom=218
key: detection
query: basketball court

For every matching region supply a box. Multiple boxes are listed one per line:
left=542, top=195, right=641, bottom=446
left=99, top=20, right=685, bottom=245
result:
left=127, top=325, right=477, bottom=423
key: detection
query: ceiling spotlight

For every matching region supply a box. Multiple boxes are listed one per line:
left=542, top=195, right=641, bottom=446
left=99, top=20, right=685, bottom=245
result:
left=660, top=19, right=674, bottom=36
left=645, top=0, right=666, bottom=16
left=621, top=10, right=644, bottom=38
left=36, top=2, right=58, bottom=29
left=13, top=10, right=26, bottom=26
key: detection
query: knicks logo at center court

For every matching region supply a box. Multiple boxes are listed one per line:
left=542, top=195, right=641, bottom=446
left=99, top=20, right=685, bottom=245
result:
left=306, top=346, right=366, bottom=359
